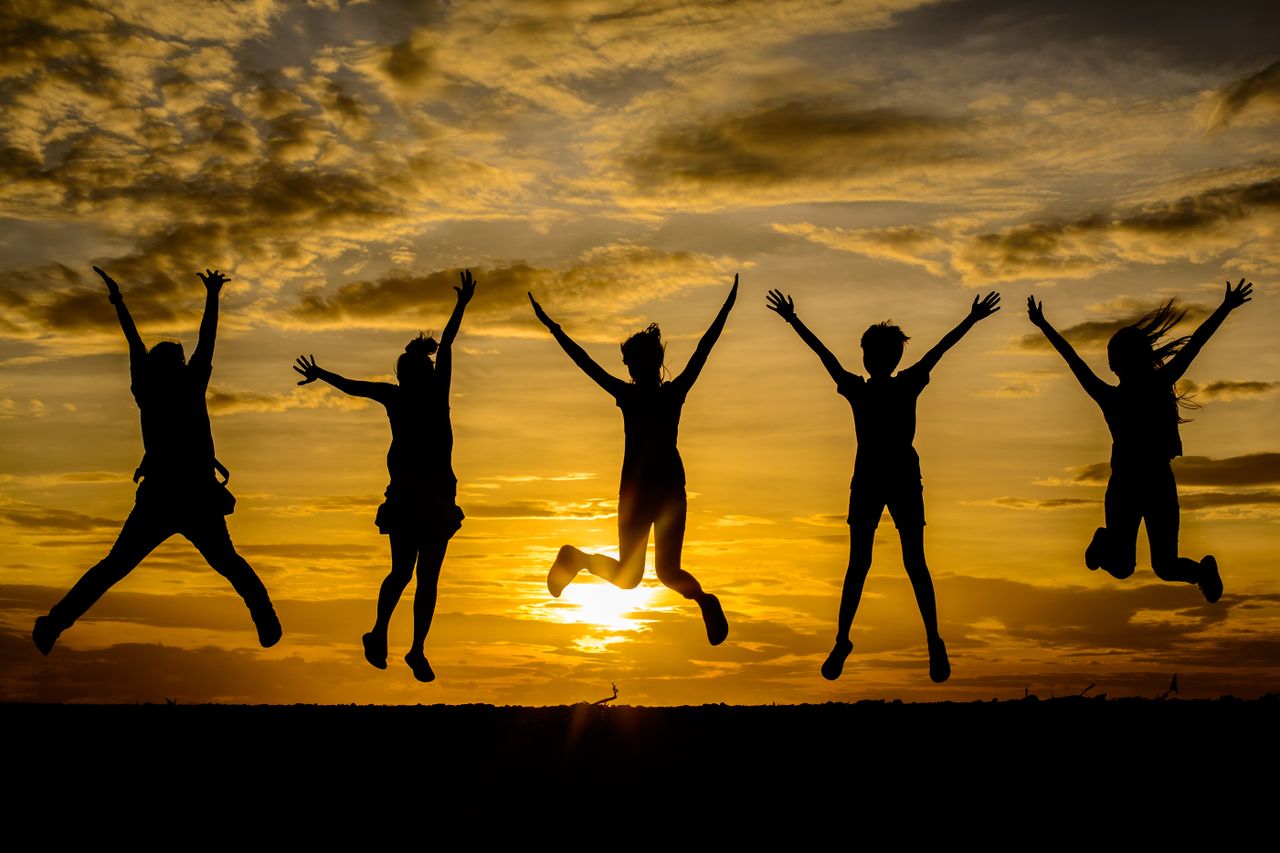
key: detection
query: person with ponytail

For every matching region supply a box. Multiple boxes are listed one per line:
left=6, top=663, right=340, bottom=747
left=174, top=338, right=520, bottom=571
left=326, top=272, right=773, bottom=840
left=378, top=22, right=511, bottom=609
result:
left=527, top=275, right=738, bottom=646
left=293, top=270, right=476, bottom=682
left=1027, top=279, right=1254, bottom=602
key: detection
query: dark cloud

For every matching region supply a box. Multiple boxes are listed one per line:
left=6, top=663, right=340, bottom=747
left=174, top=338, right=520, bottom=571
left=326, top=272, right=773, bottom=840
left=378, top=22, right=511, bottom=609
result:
left=1179, top=491, right=1280, bottom=509
left=465, top=498, right=616, bottom=520
left=1208, top=60, right=1280, bottom=131
left=1071, top=453, right=1280, bottom=486
left=982, top=496, right=1099, bottom=511
left=1180, top=379, right=1279, bottom=401
left=959, top=176, right=1280, bottom=283
left=0, top=499, right=116, bottom=532
left=626, top=99, right=974, bottom=192
left=1018, top=302, right=1211, bottom=351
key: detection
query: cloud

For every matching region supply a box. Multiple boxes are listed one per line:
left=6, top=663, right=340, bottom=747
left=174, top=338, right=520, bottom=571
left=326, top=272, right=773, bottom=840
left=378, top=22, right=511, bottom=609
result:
left=0, top=498, right=117, bottom=532
left=1017, top=302, right=1211, bottom=352
left=288, top=242, right=739, bottom=332
left=1179, top=379, right=1279, bottom=401
left=206, top=384, right=372, bottom=415
left=1207, top=60, right=1280, bottom=132
left=975, top=497, right=1100, bottom=511
left=465, top=498, right=616, bottom=521
left=772, top=223, right=951, bottom=276
left=1066, top=454, right=1280, bottom=487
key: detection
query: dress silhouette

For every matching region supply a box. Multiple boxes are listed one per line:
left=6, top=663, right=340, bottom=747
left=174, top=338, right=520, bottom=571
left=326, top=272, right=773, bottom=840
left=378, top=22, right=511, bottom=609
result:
left=293, top=271, right=475, bottom=682
left=33, top=267, right=281, bottom=655
left=768, top=289, right=1001, bottom=683
left=528, top=276, right=738, bottom=646
left=1027, top=280, right=1253, bottom=602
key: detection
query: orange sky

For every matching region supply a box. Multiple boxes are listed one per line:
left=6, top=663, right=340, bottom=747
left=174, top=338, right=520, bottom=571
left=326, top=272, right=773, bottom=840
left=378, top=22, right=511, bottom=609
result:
left=1, top=0, right=1278, bottom=704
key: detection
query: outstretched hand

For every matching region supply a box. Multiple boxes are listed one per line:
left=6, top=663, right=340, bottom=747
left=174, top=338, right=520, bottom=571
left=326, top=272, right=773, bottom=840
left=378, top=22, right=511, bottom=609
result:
left=528, top=292, right=554, bottom=328
left=293, top=354, right=321, bottom=385
left=456, top=269, right=477, bottom=305
left=969, top=291, right=1001, bottom=322
left=765, top=289, right=795, bottom=321
left=198, top=269, right=230, bottom=292
left=1026, top=295, right=1047, bottom=329
left=93, top=266, right=121, bottom=302
left=1223, top=278, right=1253, bottom=310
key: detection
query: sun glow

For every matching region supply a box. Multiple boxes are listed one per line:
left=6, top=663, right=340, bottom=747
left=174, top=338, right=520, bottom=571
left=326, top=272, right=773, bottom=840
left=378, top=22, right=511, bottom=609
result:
left=557, top=581, right=657, bottom=633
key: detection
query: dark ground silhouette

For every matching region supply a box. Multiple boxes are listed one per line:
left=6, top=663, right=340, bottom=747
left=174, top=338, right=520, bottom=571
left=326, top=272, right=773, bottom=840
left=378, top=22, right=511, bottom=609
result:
left=293, top=271, right=476, bottom=683
left=33, top=268, right=280, bottom=656
left=1028, top=280, right=1253, bottom=602
left=769, top=289, right=1001, bottom=684
left=529, top=275, right=738, bottom=646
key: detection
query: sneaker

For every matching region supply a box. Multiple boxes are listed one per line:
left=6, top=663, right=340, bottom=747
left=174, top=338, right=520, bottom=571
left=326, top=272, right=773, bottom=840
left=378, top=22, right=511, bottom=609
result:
left=1199, top=555, right=1223, bottom=604
left=547, top=545, right=580, bottom=598
left=254, top=607, right=283, bottom=649
left=362, top=631, right=388, bottom=670
left=928, top=636, right=951, bottom=684
left=821, top=637, right=853, bottom=681
left=698, top=593, right=729, bottom=646
left=1085, top=527, right=1106, bottom=571
left=404, top=650, right=435, bottom=683
left=32, top=615, right=60, bottom=656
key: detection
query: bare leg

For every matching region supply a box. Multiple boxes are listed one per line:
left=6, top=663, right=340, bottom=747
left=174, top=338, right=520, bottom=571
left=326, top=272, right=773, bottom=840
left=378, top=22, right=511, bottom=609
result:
left=653, top=491, right=726, bottom=645
left=36, top=506, right=171, bottom=654
left=404, top=534, right=449, bottom=683
left=186, top=514, right=281, bottom=648
left=822, top=525, right=874, bottom=680
left=549, top=491, right=650, bottom=595
left=364, top=533, right=417, bottom=668
left=1144, top=469, right=1218, bottom=600
left=1097, top=473, right=1140, bottom=580
left=899, top=525, right=949, bottom=683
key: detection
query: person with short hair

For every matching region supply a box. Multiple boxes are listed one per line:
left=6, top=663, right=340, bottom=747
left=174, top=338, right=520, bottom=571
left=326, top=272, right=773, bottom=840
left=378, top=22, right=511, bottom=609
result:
left=767, top=288, right=1001, bottom=683
left=33, top=267, right=282, bottom=656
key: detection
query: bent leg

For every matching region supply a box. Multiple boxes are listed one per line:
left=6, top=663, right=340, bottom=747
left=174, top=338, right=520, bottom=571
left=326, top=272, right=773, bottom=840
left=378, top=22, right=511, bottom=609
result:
left=44, top=507, right=171, bottom=637
left=654, top=492, right=727, bottom=645
left=1145, top=472, right=1202, bottom=586
left=580, top=492, right=650, bottom=590
left=185, top=515, right=280, bottom=647
left=1099, top=474, right=1140, bottom=580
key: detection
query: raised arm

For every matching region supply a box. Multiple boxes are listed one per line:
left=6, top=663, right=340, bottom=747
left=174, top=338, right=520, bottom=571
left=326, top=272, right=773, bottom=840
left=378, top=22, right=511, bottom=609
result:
left=294, top=355, right=395, bottom=404
left=434, top=269, right=477, bottom=396
left=1162, top=279, right=1253, bottom=382
left=766, top=289, right=848, bottom=384
left=190, top=268, right=228, bottom=374
left=1027, top=296, right=1109, bottom=403
left=94, top=266, right=146, bottom=363
left=672, top=274, right=737, bottom=393
left=910, top=291, right=1000, bottom=375
left=528, top=292, right=627, bottom=396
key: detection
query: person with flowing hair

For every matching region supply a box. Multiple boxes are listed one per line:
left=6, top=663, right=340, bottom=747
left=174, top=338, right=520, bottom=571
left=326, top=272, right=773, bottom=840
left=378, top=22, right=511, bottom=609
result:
left=527, top=275, right=738, bottom=646
left=1026, top=279, right=1254, bottom=602
left=293, top=271, right=476, bottom=682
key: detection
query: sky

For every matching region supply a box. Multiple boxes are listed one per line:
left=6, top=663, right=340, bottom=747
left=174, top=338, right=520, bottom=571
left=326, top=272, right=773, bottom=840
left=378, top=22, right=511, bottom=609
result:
left=1, top=0, right=1278, bottom=704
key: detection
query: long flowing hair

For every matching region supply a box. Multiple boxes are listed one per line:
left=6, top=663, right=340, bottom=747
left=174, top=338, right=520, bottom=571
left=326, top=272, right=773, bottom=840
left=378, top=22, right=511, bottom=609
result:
left=1108, top=300, right=1198, bottom=420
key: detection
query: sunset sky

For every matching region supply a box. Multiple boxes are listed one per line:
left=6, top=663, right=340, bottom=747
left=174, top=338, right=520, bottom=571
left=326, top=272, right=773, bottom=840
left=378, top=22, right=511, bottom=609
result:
left=2, top=0, right=1278, bottom=704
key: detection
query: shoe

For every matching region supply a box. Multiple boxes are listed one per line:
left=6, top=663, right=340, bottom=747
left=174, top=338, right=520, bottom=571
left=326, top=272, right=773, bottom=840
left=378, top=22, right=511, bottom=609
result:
left=928, top=636, right=950, bottom=684
left=1199, top=555, right=1223, bottom=604
left=821, top=638, right=853, bottom=681
left=698, top=593, right=729, bottom=646
left=1085, top=527, right=1106, bottom=571
left=254, top=607, right=283, bottom=649
left=32, top=616, right=60, bottom=656
left=362, top=632, right=388, bottom=670
left=547, top=545, right=580, bottom=598
left=405, top=650, right=435, bottom=683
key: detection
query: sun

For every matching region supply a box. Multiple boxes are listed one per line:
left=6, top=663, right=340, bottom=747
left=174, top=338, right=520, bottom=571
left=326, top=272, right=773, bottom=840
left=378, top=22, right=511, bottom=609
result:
left=557, top=581, right=657, bottom=633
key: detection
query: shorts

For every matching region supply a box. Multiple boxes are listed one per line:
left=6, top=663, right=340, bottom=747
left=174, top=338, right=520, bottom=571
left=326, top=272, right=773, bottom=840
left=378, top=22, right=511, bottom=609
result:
left=847, top=475, right=925, bottom=531
left=375, top=494, right=464, bottom=539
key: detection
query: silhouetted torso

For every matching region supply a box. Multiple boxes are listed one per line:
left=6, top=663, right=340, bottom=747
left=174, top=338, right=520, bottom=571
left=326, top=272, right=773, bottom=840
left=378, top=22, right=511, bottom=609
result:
left=1094, top=374, right=1182, bottom=469
left=380, top=383, right=456, bottom=500
left=837, top=364, right=930, bottom=481
left=614, top=381, right=688, bottom=491
left=130, top=359, right=214, bottom=488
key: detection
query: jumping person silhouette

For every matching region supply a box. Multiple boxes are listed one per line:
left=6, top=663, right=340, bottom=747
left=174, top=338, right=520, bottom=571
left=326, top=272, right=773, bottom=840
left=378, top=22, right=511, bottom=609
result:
left=1027, top=279, right=1253, bottom=602
left=767, top=289, right=1001, bottom=683
left=528, top=275, right=738, bottom=646
left=293, top=271, right=475, bottom=682
left=33, top=267, right=282, bottom=655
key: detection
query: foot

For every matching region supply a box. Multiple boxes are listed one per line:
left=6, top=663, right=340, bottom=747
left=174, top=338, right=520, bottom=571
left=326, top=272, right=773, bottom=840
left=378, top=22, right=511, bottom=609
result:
left=927, top=636, right=950, bottom=684
left=254, top=607, right=283, bottom=649
left=1085, top=527, right=1106, bottom=571
left=362, top=631, right=388, bottom=670
left=697, top=593, right=729, bottom=646
left=821, top=637, right=853, bottom=681
left=1199, top=555, right=1223, bottom=604
left=547, top=545, right=581, bottom=598
left=404, top=650, right=435, bottom=683
left=32, top=616, right=60, bottom=656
